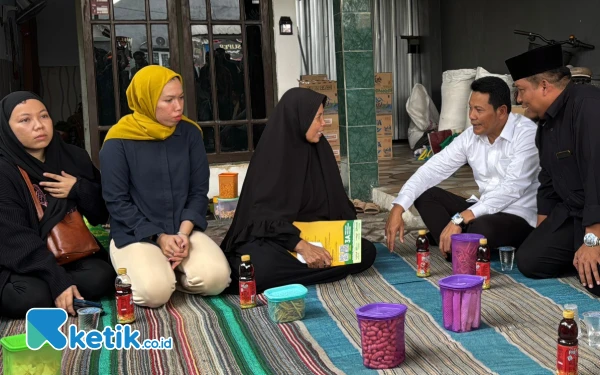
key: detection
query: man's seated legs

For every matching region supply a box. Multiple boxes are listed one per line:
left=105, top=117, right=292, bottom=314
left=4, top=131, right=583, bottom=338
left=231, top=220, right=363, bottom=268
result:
left=517, top=215, right=600, bottom=297
left=414, top=186, right=533, bottom=254
left=516, top=216, right=575, bottom=279
left=467, top=213, right=533, bottom=251
left=413, top=187, right=472, bottom=244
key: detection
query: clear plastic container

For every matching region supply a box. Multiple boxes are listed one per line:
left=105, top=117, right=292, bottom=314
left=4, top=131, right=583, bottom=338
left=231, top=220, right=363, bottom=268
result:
left=264, top=284, right=308, bottom=323
left=451, top=233, right=484, bottom=275
left=439, top=274, right=484, bottom=333
left=0, top=333, right=62, bottom=375
left=215, top=197, right=239, bottom=220
left=355, top=303, right=408, bottom=369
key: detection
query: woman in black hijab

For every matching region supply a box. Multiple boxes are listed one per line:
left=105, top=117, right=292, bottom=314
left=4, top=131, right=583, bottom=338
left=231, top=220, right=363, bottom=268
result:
left=221, top=88, right=377, bottom=293
left=0, top=91, right=114, bottom=318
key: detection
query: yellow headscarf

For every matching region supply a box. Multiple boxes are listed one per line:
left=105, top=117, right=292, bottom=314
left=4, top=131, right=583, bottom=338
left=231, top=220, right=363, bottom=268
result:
left=103, top=65, right=202, bottom=143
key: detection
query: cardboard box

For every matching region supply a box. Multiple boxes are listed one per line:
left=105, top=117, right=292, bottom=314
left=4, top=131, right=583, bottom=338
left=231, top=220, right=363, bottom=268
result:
left=376, top=114, right=393, bottom=137
left=323, top=130, right=339, bottom=146
left=324, top=114, right=339, bottom=128
left=331, top=145, right=341, bottom=161
left=300, top=74, right=328, bottom=81
left=511, top=104, right=537, bottom=120
left=375, top=93, right=393, bottom=115
left=299, top=80, right=338, bottom=115
left=513, top=105, right=530, bottom=115
left=512, top=105, right=525, bottom=115
left=375, top=72, right=393, bottom=93
left=377, top=137, right=393, bottom=160
left=291, top=220, right=362, bottom=266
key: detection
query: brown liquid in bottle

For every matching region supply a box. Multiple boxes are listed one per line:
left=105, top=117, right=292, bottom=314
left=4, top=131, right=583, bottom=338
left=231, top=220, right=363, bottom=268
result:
left=239, top=255, right=257, bottom=308
left=476, top=238, right=491, bottom=289
left=556, top=309, right=578, bottom=375
left=416, top=230, right=430, bottom=277
left=116, top=268, right=135, bottom=324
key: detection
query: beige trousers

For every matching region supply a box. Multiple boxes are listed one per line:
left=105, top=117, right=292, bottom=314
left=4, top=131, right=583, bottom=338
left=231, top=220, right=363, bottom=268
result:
left=110, top=231, right=231, bottom=308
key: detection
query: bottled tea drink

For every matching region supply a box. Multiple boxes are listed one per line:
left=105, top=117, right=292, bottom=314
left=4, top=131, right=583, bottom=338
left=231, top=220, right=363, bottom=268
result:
left=116, top=268, right=135, bottom=324
left=416, top=229, right=430, bottom=277
left=556, top=309, right=578, bottom=375
left=476, top=238, right=491, bottom=289
left=239, top=255, right=257, bottom=308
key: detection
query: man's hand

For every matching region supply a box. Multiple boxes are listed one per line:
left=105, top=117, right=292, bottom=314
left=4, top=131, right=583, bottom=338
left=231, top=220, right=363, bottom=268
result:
left=460, top=210, right=475, bottom=225
left=295, top=240, right=332, bottom=269
left=574, top=244, right=600, bottom=288
left=385, top=205, right=405, bottom=251
left=537, top=215, right=548, bottom=227
left=439, top=222, right=462, bottom=258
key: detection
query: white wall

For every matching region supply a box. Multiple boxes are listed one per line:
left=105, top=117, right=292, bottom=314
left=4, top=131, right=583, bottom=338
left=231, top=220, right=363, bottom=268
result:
left=36, top=0, right=79, bottom=66
left=272, top=0, right=301, bottom=100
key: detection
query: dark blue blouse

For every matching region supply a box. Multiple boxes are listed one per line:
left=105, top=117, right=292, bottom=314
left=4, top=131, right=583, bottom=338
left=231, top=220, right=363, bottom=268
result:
left=99, top=121, right=209, bottom=248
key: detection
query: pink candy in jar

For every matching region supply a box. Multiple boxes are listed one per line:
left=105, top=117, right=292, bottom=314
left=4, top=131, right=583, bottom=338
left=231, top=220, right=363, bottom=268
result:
left=355, top=303, right=408, bottom=369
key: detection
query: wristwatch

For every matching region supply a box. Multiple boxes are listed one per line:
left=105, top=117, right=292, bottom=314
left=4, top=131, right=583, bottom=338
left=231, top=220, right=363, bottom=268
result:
left=451, top=212, right=466, bottom=230
left=583, top=233, right=600, bottom=247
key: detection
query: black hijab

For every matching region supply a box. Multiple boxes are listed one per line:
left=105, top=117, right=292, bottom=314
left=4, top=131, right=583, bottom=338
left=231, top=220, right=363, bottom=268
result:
left=0, top=91, right=96, bottom=238
left=221, top=87, right=356, bottom=252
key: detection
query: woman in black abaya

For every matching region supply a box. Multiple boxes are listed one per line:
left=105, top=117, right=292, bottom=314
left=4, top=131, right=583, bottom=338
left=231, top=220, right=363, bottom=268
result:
left=0, top=91, right=114, bottom=318
left=221, top=88, right=377, bottom=293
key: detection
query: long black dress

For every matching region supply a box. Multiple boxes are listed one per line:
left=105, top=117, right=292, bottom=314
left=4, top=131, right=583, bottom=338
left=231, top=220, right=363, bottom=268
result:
left=221, top=88, right=376, bottom=294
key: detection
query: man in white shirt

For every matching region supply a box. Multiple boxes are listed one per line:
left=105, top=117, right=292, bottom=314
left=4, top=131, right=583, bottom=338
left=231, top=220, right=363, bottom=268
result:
left=385, top=77, right=540, bottom=259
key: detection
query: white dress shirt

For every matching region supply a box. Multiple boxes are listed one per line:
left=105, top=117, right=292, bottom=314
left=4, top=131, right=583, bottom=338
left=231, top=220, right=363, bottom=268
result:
left=393, top=113, right=540, bottom=227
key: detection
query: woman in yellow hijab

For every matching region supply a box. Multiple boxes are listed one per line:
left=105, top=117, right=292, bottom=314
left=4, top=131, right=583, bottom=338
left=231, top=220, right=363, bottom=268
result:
left=100, top=66, right=231, bottom=308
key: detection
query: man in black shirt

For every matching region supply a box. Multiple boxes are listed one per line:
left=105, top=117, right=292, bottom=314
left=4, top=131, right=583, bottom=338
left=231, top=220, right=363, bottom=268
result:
left=505, top=44, right=600, bottom=297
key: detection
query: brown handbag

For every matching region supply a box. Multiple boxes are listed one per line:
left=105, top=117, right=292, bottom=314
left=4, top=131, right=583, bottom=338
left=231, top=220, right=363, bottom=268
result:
left=18, top=167, right=100, bottom=265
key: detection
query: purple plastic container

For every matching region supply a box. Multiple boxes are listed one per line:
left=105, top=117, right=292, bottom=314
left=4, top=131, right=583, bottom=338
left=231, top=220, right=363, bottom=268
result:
left=451, top=233, right=484, bottom=275
left=439, top=275, right=484, bottom=332
left=355, top=303, right=408, bottom=369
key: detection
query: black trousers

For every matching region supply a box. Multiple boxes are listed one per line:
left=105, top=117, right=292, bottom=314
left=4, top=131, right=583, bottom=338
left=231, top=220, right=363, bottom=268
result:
left=224, top=238, right=377, bottom=294
left=517, top=212, right=600, bottom=297
left=0, top=252, right=116, bottom=319
left=414, top=187, right=534, bottom=254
